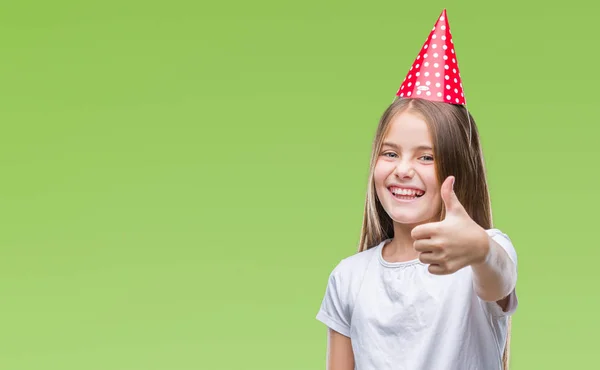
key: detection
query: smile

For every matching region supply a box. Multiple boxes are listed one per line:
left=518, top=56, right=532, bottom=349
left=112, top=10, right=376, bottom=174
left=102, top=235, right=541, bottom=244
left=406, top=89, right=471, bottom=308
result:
left=388, top=186, right=425, bottom=202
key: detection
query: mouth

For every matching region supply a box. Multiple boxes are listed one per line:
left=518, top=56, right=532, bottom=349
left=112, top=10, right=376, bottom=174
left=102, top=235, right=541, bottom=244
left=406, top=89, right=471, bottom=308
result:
left=388, top=186, right=425, bottom=201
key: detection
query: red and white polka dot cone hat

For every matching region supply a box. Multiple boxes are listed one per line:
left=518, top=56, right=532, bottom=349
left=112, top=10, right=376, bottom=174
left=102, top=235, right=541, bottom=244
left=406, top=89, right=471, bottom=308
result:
left=396, top=9, right=465, bottom=105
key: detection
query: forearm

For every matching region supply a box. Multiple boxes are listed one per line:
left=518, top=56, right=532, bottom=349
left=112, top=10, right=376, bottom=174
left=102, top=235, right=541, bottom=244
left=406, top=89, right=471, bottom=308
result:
left=471, top=236, right=517, bottom=302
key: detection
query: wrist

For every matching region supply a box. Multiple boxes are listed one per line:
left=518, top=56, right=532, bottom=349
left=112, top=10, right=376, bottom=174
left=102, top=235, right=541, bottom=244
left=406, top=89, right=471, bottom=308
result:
left=471, top=228, right=491, bottom=266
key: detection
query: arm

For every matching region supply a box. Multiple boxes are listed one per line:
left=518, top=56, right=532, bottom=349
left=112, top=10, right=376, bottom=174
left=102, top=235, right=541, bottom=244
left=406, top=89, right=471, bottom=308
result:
left=326, top=329, right=355, bottom=370
left=411, top=177, right=518, bottom=307
left=471, top=232, right=518, bottom=307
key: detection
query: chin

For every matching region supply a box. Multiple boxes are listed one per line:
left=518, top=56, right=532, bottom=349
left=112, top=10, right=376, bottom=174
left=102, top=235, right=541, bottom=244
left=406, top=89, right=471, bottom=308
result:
left=388, top=213, right=430, bottom=226
left=380, top=195, right=440, bottom=227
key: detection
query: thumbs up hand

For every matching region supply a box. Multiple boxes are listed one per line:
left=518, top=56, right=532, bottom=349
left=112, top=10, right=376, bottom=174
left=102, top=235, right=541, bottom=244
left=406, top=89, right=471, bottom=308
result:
left=411, top=176, right=491, bottom=275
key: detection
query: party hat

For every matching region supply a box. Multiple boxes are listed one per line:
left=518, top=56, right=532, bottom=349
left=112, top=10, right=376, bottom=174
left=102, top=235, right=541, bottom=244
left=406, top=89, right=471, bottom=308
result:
left=396, top=9, right=465, bottom=105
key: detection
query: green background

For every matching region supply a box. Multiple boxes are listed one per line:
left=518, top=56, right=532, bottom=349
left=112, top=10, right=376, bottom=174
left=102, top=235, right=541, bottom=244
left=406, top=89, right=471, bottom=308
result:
left=0, top=0, right=595, bottom=369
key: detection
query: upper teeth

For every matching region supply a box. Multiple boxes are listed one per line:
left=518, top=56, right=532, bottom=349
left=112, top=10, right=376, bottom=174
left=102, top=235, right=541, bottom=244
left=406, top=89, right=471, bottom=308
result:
left=391, top=187, right=424, bottom=196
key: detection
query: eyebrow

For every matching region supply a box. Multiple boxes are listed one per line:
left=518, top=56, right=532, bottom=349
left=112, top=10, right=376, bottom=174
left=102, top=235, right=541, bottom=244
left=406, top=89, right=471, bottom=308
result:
left=381, top=142, right=433, bottom=151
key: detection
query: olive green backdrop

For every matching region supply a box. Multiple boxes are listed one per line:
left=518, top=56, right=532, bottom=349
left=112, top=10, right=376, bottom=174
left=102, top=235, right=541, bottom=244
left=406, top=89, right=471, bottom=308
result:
left=1, top=1, right=596, bottom=369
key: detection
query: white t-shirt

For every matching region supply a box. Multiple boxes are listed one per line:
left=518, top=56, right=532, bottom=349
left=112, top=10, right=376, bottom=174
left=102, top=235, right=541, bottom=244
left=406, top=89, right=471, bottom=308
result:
left=316, top=229, right=518, bottom=370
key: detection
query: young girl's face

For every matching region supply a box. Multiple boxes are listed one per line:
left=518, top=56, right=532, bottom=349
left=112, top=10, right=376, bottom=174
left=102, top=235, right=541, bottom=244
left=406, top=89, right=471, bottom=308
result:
left=374, top=110, right=442, bottom=226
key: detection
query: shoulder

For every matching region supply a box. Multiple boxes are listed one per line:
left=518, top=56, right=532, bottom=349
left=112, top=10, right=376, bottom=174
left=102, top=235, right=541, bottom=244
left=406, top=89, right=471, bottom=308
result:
left=316, top=242, right=384, bottom=336
left=331, top=242, right=382, bottom=278
left=326, top=241, right=384, bottom=293
left=485, top=228, right=518, bottom=265
left=485, top=228, right=511, bottom=240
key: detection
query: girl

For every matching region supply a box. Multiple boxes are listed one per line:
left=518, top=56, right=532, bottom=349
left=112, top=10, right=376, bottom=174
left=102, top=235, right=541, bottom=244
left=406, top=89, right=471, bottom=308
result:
left=316, top=9, right=518, bottom=370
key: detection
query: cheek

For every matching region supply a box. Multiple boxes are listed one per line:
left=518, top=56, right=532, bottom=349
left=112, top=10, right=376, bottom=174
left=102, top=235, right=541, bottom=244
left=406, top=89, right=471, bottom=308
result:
left=422, top=170, right=441, bottom=199
left=425, top=175, right=442, bottom=212
left=373, top=161, right=391, bottom=186
left=423, top=168, right=439, bottom=189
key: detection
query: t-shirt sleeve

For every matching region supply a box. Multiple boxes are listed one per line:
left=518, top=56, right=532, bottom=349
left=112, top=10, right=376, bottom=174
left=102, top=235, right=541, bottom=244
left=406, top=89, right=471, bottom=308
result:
left=480, top=229, right=519, bottom=317
left=316, top=262, right=352, bottom=337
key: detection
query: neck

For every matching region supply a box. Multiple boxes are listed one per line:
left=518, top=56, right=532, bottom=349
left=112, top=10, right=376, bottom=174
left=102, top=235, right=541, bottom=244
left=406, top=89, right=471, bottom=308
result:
left=383, top=216, right=438, bottom=263
left=383, top=222, right=420, bottom=262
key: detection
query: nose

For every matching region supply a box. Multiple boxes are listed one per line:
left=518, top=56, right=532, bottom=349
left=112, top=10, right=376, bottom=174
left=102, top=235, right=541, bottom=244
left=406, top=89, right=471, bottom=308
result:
left=394, top=160, right=415, bottom=179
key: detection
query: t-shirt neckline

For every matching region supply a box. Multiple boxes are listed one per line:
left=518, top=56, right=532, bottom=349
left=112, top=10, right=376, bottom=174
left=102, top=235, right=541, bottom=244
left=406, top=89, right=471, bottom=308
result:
left=377, top=239, right=425, bottom=268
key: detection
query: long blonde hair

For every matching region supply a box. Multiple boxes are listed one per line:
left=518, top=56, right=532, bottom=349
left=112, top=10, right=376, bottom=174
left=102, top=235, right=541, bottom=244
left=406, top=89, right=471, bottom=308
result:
left=357, top=97, right=512, bottom=369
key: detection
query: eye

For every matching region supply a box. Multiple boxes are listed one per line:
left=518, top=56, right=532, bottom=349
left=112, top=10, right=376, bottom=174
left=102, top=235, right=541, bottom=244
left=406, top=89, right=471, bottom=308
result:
left=382, top=151, right=398, bottom=158
left=419, top=154, right=434, bottom=162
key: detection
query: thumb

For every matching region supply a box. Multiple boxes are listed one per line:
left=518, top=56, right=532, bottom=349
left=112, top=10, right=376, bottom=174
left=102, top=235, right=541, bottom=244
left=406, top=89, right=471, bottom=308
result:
left=441, top=176, right=462, bottom=215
